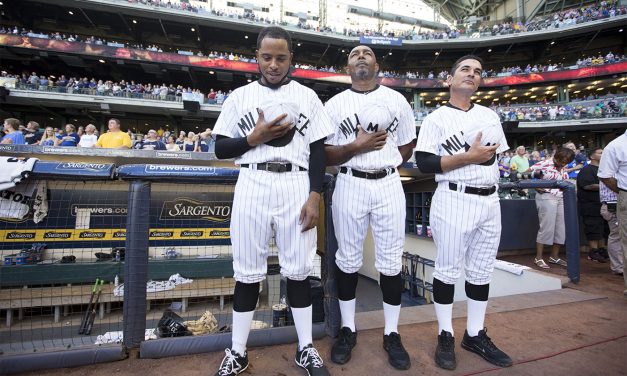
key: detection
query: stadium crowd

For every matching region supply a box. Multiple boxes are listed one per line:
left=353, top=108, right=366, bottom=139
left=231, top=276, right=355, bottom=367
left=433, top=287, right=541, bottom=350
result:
left=0, top=117, right=215, bottom=152
left=1, top=25, right=624, bottom=82
left=120, top=0, right=626, bottom=41
left=495, top=96, right=627, bottom=122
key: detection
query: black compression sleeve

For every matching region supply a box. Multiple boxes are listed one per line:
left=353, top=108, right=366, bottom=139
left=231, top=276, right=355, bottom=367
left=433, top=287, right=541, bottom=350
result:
left=214, top=135, right=253, bottom=159
left=308, top=138, right=326, bottom=193
left=415, top=151, right=443, bottom=173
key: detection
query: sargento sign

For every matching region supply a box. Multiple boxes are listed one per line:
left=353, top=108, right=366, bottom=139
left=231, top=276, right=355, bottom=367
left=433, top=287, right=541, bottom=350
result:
left=55, top=162, right=110, bottom=171
left=0, top=228, right=230, bottom=242
left=5, top=231, right=35, bottom=240
left=160, top=198, right=232, bottom=221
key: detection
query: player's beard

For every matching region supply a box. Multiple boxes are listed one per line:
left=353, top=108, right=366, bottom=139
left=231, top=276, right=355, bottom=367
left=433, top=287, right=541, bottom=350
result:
left=354, top=66, right=375, bottom=81
left=259, top=66, right=291, bottom=89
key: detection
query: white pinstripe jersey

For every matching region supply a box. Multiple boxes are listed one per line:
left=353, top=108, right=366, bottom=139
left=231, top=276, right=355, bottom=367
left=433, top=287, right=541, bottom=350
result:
left=414, top=103, right=509, bottom=186
left=325, top=85, right=417, bottom=170
left=212, top=80, right=334, bottom=168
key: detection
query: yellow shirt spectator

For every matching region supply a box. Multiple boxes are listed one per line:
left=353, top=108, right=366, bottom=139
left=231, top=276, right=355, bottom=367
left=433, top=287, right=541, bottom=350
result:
left=96, top=130, right=132, bottom=148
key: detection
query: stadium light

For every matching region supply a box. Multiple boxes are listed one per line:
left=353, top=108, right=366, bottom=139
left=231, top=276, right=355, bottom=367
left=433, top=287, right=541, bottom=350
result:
left=530, top=95, right=537, bottom=98
left=511, top=97, right=518, bottom=100
left=434, top=51, right=439, bottom=55
left=191, top=27, right=195, bottom=32
left=98, top=59, right=105, bottom=63
left=297, top=43, right=301, bottom=46
left=132, top=19, right=137, bottom=24
left=620, top=29, right=624, bottom=32
left=68, top=10, right=74, bottom=15
left=596, top=88, right=604, bottom=91
left=487, top=49, right=492, bottom=52
left=550, top=41, right=555, bottom=45
left=245, top=35, right=249, bottom=39
left=209, top=71, right=215, bottom=74
left=574, top=90, right=581, bottom=94
left=388, top=52, right=392, bottom=55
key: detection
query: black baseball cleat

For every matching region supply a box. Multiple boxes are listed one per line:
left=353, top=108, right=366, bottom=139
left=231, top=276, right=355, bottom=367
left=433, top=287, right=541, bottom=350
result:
left=598, top=247, right=610, bottom=261
left=588, top=249, right=607, bottom=263
left=331, top=326, right=357, bottom=364
left=383, top=332, right=411, bottom=370
left=295, top=344, right=330, bottom=376
left=435, top=330, right=456, bottom=370
left=461, top=328, right=513, bottom=368
left=214, top=348, right=249, bottom=376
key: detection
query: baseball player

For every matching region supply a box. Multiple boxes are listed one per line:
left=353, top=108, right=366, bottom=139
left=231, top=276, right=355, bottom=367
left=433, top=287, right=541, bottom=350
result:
left=324, top=45, right=416, bottom=370
left=211, top=26, right=334, bottom=376
left=414, top=55, right=513, bottom=370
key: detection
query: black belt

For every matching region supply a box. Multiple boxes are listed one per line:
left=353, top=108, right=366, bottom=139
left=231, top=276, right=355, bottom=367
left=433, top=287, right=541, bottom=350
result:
left=241, top=163, right=306, bottom=173
left=449, top=182, right=496, bottom=196
left=340, top=167, right=395, bottom=180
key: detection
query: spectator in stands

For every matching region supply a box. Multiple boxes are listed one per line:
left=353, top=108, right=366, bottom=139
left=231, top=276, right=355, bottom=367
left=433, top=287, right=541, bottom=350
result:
left=577, top=148, right=609, bottom=263
left=39, top=126, right=59, bottom=146
left=176, top=131, right=186, bottom=147
left=182, top=131, right=197, bottom=151
left=199, top=128, right=215, bottom=153
left=24, top=121, right=42, bottom=145
left=78, top=124, right=98, bottom=147
left=136, top=129, right=166, bottom=150
left=1, top=118, right=26, bottom=144
left=165, top=135, right=180, bottom=151
left=529, top=151, right=541, bottom=166
left=530, top=147, right=575, bottom=269
left=57, top=124, right=80, bottom=146
left=95, top=118, right=132, bottom=149
left=564, top=142, right=587, bottom=180
left=509, top=146, right=530, bottom=175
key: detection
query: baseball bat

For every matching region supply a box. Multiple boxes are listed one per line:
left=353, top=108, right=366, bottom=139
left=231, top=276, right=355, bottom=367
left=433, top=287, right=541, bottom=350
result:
left=84, top=279, right=104, bottom=335
left=78, top=279, right=100, bottom=335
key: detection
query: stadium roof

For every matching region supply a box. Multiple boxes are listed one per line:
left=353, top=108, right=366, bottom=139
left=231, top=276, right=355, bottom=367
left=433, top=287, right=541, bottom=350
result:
left=422, top=0, right=506, bottom=23
left=423, top=0, right=598, bottom=24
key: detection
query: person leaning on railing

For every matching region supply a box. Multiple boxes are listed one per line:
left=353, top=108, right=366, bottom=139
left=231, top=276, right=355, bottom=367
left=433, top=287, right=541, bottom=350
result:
left=95, top=118, right=132, bottom=149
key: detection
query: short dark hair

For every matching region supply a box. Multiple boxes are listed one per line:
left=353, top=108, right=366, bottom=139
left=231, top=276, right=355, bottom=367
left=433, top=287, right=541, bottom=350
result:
left=109, top=118, right=120, bottom=125
left=553, top=147, right=575, bottom=166
left=3, top=118, right=21, bottom=130
left=450, top=55, right=484, bottom=75
left=257, top=26, right=292, bottom=52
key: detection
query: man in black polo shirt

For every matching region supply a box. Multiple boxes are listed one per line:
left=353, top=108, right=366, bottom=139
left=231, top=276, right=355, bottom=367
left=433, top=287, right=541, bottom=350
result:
left=577, top=148, right=608, bottom=263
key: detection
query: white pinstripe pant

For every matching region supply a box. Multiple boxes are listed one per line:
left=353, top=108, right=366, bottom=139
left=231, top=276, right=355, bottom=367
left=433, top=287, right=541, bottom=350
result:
left=430, top=182, right=502, bottom=285
left=332, top=171, right=406, bottom=276
left=230, top=168, right=316, bottom=283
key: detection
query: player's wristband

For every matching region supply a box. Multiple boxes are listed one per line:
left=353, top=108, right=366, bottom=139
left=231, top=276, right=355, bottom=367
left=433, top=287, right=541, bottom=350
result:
left=415, top=151, right=443, bottom=173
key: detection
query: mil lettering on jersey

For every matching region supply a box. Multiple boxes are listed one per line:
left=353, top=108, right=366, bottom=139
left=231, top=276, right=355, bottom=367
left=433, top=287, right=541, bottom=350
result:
left=441, top=132, right=466, bottom=155
left=339, top=114, right=359, bottom=139
left=237, top=111, right=256, bottom=136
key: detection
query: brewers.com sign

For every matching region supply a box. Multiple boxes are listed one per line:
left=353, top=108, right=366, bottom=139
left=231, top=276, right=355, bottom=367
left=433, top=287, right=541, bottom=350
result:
left=160, top=197, right=232, bottom=221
